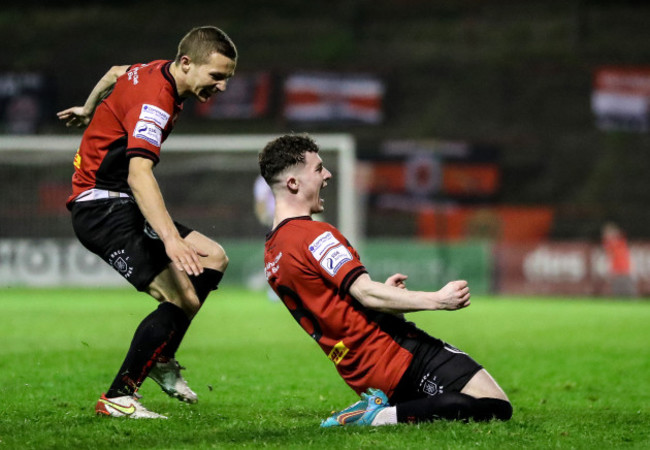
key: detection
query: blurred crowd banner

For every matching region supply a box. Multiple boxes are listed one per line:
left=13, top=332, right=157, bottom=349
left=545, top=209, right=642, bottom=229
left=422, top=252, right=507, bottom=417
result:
left=0, top=72, right=54, bottom=134
left=417, top=206, right=554, bottom=242
left=362, top=139, right=500, bottom=203
left=283, top=72, right=384, bottom=124
left=194, top=72, right=272, bottom=119
left=592, top=66, right=650, bottom=133
left=495, top=242, right=650, bottom=297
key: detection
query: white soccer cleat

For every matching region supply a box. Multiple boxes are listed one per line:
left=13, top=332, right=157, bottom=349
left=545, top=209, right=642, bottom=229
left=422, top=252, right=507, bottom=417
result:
left=95, top=394, right=167, bottom=419
left=148, top=358, right=198, bottom=404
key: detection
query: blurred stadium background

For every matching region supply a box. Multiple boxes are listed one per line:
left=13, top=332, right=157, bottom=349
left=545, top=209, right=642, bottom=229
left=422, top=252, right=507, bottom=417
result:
left=2, top=0, right=650, bottom=297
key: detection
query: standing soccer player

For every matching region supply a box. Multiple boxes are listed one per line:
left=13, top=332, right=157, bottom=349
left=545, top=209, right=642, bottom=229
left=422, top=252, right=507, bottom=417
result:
left=259, top=134, right=512, bottom=426
left=57, top=26, right=237, bottom=419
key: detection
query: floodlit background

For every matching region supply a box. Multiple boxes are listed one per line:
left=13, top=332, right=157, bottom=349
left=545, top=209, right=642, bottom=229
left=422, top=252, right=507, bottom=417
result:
left=2, top=0, right=650, bottom=296
left=1, top=4, right=650, bottom=448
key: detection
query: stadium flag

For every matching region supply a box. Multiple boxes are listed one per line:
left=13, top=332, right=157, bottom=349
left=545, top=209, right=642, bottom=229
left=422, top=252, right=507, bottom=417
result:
left=195, top=72, right=271, bottom=119
left=283, top=72, right=384, bottom=124
left=591, top=66, right=650, bottom=133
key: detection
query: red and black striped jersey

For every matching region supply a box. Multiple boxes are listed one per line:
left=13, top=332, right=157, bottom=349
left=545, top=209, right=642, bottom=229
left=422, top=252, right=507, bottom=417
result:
left=67, top=60, right=183, bottom=206
left=264, top=216, right=414, bottom=397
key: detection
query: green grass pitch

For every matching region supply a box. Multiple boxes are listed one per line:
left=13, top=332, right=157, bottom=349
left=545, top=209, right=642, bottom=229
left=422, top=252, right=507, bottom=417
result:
left=1, top=287, right=649, bottom=449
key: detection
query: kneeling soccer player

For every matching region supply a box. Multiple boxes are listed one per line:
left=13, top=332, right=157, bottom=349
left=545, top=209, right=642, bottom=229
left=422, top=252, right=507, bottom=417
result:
left=258, top=134, right=512, bottom=426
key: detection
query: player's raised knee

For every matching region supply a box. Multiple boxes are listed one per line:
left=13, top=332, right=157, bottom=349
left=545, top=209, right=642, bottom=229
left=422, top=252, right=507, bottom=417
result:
left=202, top=241, right=229, bottom=272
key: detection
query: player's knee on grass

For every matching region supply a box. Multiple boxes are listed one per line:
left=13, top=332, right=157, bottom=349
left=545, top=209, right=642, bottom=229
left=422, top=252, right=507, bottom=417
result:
left=396, top=393, right=512, bottom=423
left=472, top=398, right=512, bottom=421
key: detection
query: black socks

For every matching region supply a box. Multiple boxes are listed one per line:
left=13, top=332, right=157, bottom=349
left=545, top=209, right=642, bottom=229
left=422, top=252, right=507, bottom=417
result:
left=396, top=392, right=513, bottom=423
left=190, top=269, right=224, bottom=304
left=106, top=302, right=190, bottom=398
left=105, top=271, right=224, bottom=398
left=157, top=269, right=225, bottom=359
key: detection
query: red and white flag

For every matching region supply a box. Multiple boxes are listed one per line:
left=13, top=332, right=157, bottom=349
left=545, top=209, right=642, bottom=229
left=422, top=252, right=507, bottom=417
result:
left=592, top=66, right=650, bottom=132
left=284, top=72, right=384, bottom=124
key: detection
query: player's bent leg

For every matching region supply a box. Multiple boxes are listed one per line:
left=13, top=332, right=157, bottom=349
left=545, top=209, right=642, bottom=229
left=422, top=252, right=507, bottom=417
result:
left=459, top=368, right=512, bottom=421
left=143, top=236, right=228, bottom=404
left=395, top=391, right=512, bottom=423
left=145, top=266, right=201, bottom=403
left=184, top=231, right=229, bottom=272
left=184, top=232, right=228, bottom=304
left=388, top=371, right=512, bottom=424
left=104, top=300, right=191, bottom=409
left=148, top=265, right=202, bottom=318
left=460, top=369, right=509, bottom=401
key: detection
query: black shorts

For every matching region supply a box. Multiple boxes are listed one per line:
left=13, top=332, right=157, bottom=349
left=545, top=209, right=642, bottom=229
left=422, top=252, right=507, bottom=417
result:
left=70, top=198, right=193, bottom=291
left=390, top=332, right=483, bottom=404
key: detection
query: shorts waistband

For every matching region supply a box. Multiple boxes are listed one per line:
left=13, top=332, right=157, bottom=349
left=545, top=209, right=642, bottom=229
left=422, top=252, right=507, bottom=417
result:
left=74, top=188, right=132, bottom=202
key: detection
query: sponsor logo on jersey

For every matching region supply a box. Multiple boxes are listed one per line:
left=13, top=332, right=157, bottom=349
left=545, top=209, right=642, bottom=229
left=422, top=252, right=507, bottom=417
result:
left=127, top=68, right=139, bottom=85
left=328, top=340, right=349, bottom=365
left=309, top=231, right=339, bottom=261
left=320, top=244, right=352, bottom=276
left=73, top=149, right=81, bottom=169
left=139, top=104, right=170, bottom=128
left=127, top=64, right=146, bottom=85
left=265, top=252, right=283, bottom=280
left=133, top=120, right=163, bottom=147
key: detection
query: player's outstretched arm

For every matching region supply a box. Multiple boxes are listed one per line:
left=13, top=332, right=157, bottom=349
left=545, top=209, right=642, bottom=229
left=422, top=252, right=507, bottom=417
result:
left=57, top=65, right=129, bottom=128
left=349, top=274, right=471, bottom=313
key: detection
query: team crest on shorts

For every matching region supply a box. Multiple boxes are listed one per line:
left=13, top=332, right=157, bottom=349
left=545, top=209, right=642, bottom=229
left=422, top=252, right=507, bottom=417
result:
left=109, top=249, right=133, bottom=279
left=419, top=373, right=444, bottom=397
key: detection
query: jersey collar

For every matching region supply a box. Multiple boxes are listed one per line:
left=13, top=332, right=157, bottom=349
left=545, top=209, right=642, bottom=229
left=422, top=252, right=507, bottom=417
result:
left=162, top=61, right=182, bottom=103
left=266, top=216, right=312, bottom=240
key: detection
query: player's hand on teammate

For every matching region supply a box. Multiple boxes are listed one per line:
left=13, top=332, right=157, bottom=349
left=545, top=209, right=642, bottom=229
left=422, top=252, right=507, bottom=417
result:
left=165, top=236, right=207, bottom=276
left=56, top=106, right=92, bottom=128
left=436, top=280, right=471, bottom=311
left=385, top=273, right=408, bottom=289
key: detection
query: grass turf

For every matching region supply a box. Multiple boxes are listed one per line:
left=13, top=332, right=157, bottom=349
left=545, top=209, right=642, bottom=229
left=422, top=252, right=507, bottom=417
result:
left=0, top=287, right=649, bottom=449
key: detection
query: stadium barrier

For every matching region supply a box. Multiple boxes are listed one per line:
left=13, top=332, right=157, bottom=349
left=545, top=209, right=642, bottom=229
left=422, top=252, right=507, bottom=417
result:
left=3, top=238, right=648, bottom=297
left=0, top=238, right=492, bottom=295
left=495, top=241, right=650, bottom=297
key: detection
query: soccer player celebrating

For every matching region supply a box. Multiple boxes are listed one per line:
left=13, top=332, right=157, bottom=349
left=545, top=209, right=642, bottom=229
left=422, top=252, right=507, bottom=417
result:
left=57, top=26, right=237, bottom=419
left=259, top=134, right=512, bottom=426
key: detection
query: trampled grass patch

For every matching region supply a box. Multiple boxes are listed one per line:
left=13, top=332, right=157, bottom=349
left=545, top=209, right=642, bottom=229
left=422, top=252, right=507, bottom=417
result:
left=0, top=287, right=649, bottom=448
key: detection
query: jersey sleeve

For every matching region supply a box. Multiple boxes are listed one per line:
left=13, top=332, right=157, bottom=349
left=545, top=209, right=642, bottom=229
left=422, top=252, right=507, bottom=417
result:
left=301, top=223, right=367, bottom=297
left=123, top=67, right=175, bottom=163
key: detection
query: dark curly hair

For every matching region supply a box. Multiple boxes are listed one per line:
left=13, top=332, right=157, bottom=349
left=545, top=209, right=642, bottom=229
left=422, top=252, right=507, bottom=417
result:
left=259, top=134, right=320, bottom=186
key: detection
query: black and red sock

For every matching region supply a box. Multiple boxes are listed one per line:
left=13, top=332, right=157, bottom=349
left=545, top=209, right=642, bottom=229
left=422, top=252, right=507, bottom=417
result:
left=157, top=269, right=224, bottom=361
left=106, top=302, right=190, bottom=398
